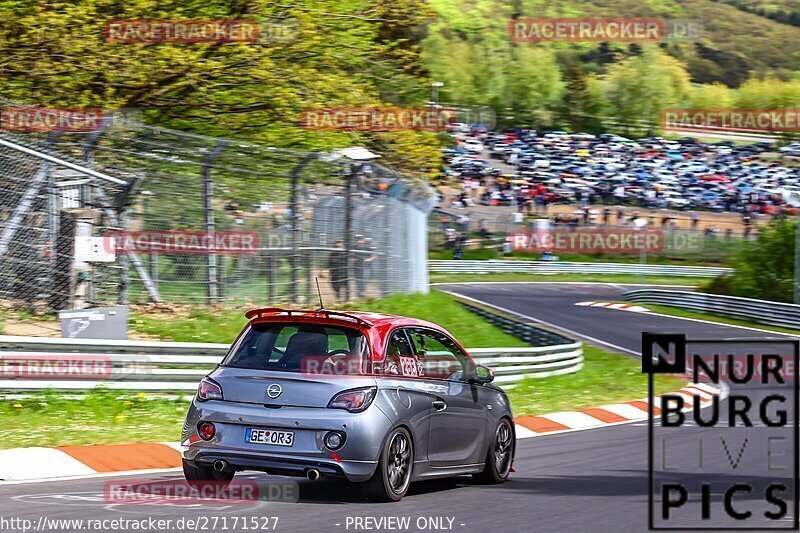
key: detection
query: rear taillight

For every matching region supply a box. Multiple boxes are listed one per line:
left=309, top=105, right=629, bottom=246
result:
left=327, top=387, right=377, bottom=413
left=197, top=378, right=223, bottom=401
left=198, top=422, right=215, bottom=440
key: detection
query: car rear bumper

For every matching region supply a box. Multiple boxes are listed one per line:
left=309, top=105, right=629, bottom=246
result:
left=182, top=398, right=391, bottom=482
left=184, top=451, right=376, bottom=481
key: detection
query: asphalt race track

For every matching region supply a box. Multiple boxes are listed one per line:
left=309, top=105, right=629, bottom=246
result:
left=436, top=282, right=791, bottom=353
left=1, top=282, right=796, bottom=533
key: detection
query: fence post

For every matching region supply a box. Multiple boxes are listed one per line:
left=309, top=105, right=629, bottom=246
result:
left=149, top=255, right=158, bottom=291
left=118, top=211, right=129, bottom=305
left=382, top=198, right=391, bottom=296
left=343, top=168, right=354, bottom=301
left=266, top=255, right=275, bottom=302
left=289, top=171, right=298, bottom=303
left=51, top=210, right=77, bottom=310
left=201, top=140, right=228, bottom=303
left=287, top=154, right=316, bottom=304
left=304, top=248, right=312, bottom=304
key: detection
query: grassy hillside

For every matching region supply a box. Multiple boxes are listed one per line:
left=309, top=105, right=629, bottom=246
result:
left=716, top=0, right=800, bottom=27
left=424, top=0, right=800, bottom=88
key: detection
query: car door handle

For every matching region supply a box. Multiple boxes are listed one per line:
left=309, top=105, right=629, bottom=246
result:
left=432, top=400, right=447, bottom=411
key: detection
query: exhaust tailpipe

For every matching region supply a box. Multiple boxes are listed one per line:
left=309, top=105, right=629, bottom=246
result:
left=213, top=460, right=228, bottom=472
left=305, top=468, right=320, bottom=481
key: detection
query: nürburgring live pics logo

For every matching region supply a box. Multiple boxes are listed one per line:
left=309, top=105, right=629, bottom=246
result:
left=643, top=333, right=799, bottom=530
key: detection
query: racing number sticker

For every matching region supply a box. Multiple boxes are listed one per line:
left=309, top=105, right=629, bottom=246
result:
left=398, top=356, right=419, bottom=377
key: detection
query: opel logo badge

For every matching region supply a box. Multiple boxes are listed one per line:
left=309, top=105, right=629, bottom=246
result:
left=266, top=383, right=283, bottom=399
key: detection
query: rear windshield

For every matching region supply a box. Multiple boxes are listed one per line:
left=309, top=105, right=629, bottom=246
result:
left=222, top=322, right=370, bottom=374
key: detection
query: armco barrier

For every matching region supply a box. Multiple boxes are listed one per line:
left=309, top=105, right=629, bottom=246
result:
left=429, top=260, right=731, bottom=277
left=623, top=289, right=800, bottom=329
left=0, top=334, right=583, bottom=389
left=457, top=301, right=576, bottom=346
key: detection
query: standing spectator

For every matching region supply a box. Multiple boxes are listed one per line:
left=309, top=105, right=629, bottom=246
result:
left=691, top=213, right=700, bottom=232
left=743, top=212, right=753, bottom=239
left=352, top=235, right=376, bottom=299
left=535, top=184, right=547, bottom=214
left=457, top=214, right=470, bottom=233
left=602, top=207, right=611, bottom=227
left=439, top=214, right=449, bottom=232
left=613, top=184, right=626, bottom=204
left=579, top=189, right=590, bottom=208
left=541, top=187, right=550, bottom=216
left=515, top=190, right=525, bottom=212
left=326, top=240, right=348, bottom=301
left=444, top=228, right=456, bottom=249
left=453, top=232, right=466, bottom=260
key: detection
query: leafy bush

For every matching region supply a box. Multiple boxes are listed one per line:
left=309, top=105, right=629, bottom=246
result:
left=704, top=219, right=796, bottom=302
left=702, top=274, right=735, bottom=296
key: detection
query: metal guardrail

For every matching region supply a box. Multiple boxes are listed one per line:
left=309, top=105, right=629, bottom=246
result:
left=0, top=334, right=583, bottom=390
left=429, top=260, right=731, bottom=277
left=457, top=301, right=576, bottom=346
left=623, top=289, right=800, bottom=330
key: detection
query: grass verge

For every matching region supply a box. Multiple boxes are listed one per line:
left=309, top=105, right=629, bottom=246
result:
left=430, top=272, right=707, bottom=286
left=0, top=389, right=189, bottom=449
left=131, top=291, right=529, bottom=347
left=506, top=345, right=681, bottom=416
left=641, top=303, right=800, bottom=337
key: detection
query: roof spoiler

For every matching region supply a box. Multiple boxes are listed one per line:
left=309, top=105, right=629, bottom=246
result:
left=244, top=308, right=374, bottom=327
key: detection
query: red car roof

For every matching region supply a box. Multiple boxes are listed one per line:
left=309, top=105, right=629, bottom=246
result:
left=241, top=307, right=469, bottom=362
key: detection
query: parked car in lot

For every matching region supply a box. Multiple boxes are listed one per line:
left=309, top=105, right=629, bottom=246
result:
left=462, top=139, right=484, bottom=153
left=439, top=128, right=796, bottom=213
left=779, top=143, right=800, bottom=156
left=182, top=308, right=515, bottom=502
left=449, top=122, right=471, bottom=134
left=489, top=143, right=509, bottom=159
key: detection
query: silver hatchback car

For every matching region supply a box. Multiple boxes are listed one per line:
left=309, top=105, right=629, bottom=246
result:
left=182, top=308, right=515, bottom=502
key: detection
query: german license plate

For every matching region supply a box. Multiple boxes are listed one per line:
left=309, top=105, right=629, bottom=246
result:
left=244, top=428, right=294, bottom=447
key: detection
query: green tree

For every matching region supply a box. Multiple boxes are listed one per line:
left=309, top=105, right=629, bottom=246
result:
left=603, top=47, right=691, bottom=133
left=707, top=219, right=797, bottom=303
left=505, top=46, right=564, bottom=127
left=0, top=0, right=441, bottom=171
left=736, top=78, right=800, bottom=108
left=561, top=65, right=604, bottom=132
left=689, top=83, right=735, bottom=109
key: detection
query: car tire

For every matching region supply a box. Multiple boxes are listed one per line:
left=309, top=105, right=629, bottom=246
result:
left=474, top=418, right=514, bottom=484
left=182, top=459, right=234, bottom=491
left=361, top=427, right=413, bottom=502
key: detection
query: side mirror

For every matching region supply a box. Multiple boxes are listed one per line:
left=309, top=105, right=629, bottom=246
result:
left=472, top=364, right=494, bottom=384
